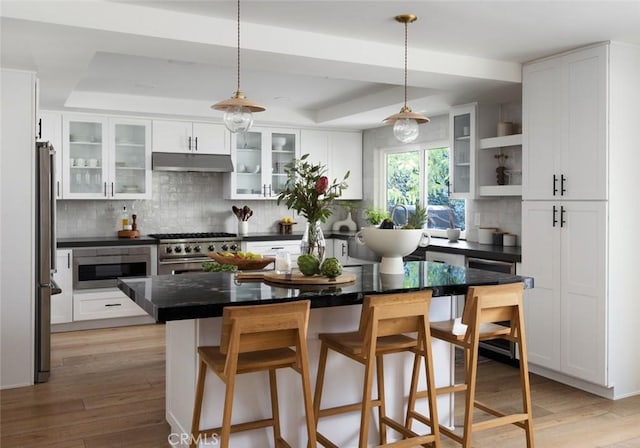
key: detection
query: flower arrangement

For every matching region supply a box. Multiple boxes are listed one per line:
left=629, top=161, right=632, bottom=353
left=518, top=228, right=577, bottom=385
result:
left=276, top=154, right=349, bottom=258
left=276, top=154, right=349, bottom=224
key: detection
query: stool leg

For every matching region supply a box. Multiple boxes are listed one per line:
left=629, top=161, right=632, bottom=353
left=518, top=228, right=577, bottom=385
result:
left=375, top=354, right=387, bottom=444
left=297, top=336, right=317, bottom=448
left=190, top=360, right=207, bottom=448
left=269, top=369, right=283, bottom=445
left=220, top=366, right=238, bottom=448
left=422, top=330, right=441, bottom=448
left=516, top=316, right=535, bottom=448
left=358, top=352, right=376, bottom=448
left=462, top=342, right=479, bottom=448
left=313, top=342, right=329, bottom=427
left=405, top=351, right=422, bottom=430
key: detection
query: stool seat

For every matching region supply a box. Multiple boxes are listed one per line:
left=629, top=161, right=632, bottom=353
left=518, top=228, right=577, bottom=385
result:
left=313, top=291, right=441, bottom=448
left=198, top=346, right=298, bottom=375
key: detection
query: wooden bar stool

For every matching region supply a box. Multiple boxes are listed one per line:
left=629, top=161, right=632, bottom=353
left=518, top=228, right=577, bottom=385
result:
left=190, top=300, right=317, bottom=448
left=313, top=290, right=441, bottom=448
left=406, top=282, right=534, bottom=448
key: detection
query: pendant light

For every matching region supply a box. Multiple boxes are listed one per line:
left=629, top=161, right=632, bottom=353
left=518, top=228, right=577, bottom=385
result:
left=212, top=0, right=265, bottom=133
left=384, top=14, right=429, bottom=144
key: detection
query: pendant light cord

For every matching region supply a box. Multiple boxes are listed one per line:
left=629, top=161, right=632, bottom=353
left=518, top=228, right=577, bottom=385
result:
left=403, top=20, right=408, bottom=108
left=236, top=0, right=241, bottom=93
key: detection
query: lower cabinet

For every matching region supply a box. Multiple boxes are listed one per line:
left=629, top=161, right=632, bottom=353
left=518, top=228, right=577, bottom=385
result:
left=73, top=288, right=147, bottom=321
left=52, top=249, right=73, bottom=324
left=243, top=239, right=302, bottom=262
left=521, top=201, right=607, bottom=386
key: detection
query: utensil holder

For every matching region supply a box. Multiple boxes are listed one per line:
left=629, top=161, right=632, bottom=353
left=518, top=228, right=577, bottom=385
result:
left=238, top=221, right=248, bottom=236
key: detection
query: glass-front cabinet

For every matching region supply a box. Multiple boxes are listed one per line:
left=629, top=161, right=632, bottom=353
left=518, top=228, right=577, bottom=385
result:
left=227, top=127, right=299, bottom=199
left=62, top=115, right=151, bottom=199
left=449, top=104, right=477, bottom=199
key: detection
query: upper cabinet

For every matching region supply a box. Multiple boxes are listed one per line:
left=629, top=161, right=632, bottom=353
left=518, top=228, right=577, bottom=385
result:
left=300, top=129, right=363, bottom=200
left=449, top=104, right=477, bottom=199
left=62, top=115, right=151, bottom=199
left=152, top=120, right=229, bottom=154
left=523, top=45, right=607, bottom=201
left=225, top=127, right=300, bottom=199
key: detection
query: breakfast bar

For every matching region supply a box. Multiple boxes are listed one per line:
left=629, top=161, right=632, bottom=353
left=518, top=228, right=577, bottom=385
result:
left=118, top=262, right=531, bottom=447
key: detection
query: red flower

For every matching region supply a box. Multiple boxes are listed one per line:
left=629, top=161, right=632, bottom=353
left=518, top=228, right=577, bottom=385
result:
left=315, top=176, right=329, bottom=194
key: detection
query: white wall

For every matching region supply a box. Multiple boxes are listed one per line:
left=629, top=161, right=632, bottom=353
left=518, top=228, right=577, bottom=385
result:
left=0, top=69, right=36, bottom=388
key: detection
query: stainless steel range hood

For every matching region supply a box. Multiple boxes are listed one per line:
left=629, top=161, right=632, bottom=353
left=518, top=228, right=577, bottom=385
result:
left=152, top=153, right=234, bottom=172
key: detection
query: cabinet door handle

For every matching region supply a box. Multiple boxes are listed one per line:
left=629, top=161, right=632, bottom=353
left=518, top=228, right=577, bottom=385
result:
left=553, top=174, right=558, bottom=196
left=38, top=118, right=42, bottom=139
left=560, top=174, right=567, bottom=196
left=194, top=137, right=198, bottom=151
left=341, top=242, right=347, bottom=257
left=262, top=184, right=266, bottom=196
left=104, top=182, right=108, bottom=197
left=67, top=252, right=71, bottom=268
left=188, top=136, right=192, bottom=151
left=560, top=205, right=566, bottom=227
left=268, top=184, right=272, bottom=196
left=552, top=205, right=558, bottom=227
left=56, top=181, right=60, bottom=198
left=111, top=182, right=114, bottom=196
left=104, top=303, right=122, bottom=307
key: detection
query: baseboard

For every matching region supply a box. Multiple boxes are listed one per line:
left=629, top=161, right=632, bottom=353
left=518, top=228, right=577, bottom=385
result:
left=51, top=315, right=155, bottom=332
left=528, top=364, right=615, bottom=399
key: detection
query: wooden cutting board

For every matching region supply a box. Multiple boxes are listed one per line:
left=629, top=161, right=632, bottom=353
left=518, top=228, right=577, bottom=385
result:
left=236, top=270, right=356, bottom=285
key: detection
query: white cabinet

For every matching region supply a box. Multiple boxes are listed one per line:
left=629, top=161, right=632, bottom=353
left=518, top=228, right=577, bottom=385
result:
left=301, top=129, right=363, bottom=200
left=152, top=120, right=229, bottom=154
left=449, top=104, right=476, bottom=199
left=37, top=111, right=63, bottom=199
left=226, top=127, right=300, bottom=199
left=523, top=45, right=607, bottom=201
left=62, top=115, right=152, bottom=199
left=425, top=251, right=465, bottom=266
left=521, top=201, right=606, bottom=385
left=73, top=288, right=147, bottom=321
left=243, top=239, right=302, bottom=261
left=332, top=239, right=349, bottom=266
left=52, top=249, right=73, bottom=324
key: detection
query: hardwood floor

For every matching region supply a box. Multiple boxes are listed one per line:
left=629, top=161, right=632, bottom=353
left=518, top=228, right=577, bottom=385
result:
left=1, top=324, right=639, bottom=447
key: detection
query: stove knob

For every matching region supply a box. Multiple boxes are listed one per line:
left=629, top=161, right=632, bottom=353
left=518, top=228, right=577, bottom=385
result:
left=184, top=246, right=192, bottom=253
left=193, top=245, right=201, bottom=253
left=230, top=243, right=238, bottom=251
left=221, top=244, right=229, bottom=251
left=174, top=246, right=182, bottom=253
left=208, top=244, right=215, bottom=252
left=165, top=247, right=173, bottom=254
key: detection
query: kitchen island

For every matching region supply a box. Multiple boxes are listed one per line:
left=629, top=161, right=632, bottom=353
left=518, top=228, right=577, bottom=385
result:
left=118, top=262, right=531, bottom=447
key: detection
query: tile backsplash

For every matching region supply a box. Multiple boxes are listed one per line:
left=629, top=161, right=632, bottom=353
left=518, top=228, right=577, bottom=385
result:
left=57, top=171, right=359, bottom=238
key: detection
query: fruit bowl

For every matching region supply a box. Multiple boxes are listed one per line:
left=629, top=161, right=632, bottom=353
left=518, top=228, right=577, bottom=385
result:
left=355, top=228, right=430, bottom=274
left=208, top=252, right=275, bottom=270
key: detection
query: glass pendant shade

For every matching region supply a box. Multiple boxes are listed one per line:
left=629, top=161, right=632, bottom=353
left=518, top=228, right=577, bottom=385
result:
left=393, top=118, right=419, bottom=143
left=223, top=106, right=253, bottom=133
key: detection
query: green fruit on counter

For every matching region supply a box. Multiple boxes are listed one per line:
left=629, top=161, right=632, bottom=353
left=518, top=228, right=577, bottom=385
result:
left=297, top=254, right=321, bottom=276
left=320, top=257, right=343, bottom=278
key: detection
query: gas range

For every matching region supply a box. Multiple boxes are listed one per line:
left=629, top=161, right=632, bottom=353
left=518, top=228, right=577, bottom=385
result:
left=149, top=233, right=241, bottom=267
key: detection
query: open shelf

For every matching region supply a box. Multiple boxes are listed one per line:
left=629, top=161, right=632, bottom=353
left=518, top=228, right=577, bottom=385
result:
left=478, top=185, right=522, bottom=196
left=480, top=134, right=522, bottom=149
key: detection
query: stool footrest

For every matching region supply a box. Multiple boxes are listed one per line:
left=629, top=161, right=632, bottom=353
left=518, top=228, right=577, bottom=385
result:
left=199, top=416, right=274, bottom=437
left=317, top=399, right=382, bottom=418
left=316, top=431, right=339, bottom=448
left=376, top=434, right=438, bottom=448
left=472, top=412, right=531, bottom=432
left=275, top=436, right=293, bottom=448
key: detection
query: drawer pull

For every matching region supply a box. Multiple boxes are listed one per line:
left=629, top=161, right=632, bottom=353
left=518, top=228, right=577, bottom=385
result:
left=104, top=303, right=122, bottom=307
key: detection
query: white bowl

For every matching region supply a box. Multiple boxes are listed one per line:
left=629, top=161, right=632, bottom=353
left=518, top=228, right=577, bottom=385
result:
left=356, top=227, right=430, bottom=274
left=446, top=228, right=461, bottom=242
left=272, top=136, right=286, bottom=149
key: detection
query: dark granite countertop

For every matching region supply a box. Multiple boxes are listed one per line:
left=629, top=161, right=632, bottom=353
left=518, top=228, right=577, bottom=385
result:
left=415, top=238, right=521, bottom=263
left=118, top=261, right=532, bottom=322
left=57, top=236, right=158, bottom=248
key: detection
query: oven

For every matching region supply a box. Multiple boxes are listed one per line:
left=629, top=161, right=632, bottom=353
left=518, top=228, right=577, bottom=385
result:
left=149, top=233, right=240, bottom=275
left=73, top=246, right=151, bottom=290
left=466, top=256, right=518, bottom=363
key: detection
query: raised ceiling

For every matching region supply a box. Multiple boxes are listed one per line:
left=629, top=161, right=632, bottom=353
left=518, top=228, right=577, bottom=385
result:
left=2, top=1, right=639, bottom=129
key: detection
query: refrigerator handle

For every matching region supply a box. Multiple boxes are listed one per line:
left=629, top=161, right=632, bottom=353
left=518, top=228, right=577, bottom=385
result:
left=49, top=146, right=57, bottom=273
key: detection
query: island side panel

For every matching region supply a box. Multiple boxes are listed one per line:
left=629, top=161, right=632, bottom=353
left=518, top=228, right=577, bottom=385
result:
left=166, top=299, right=455, bottom=447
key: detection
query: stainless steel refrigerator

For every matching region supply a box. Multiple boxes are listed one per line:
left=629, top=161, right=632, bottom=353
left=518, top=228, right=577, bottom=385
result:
left=35, top=141, right=60, bottom=383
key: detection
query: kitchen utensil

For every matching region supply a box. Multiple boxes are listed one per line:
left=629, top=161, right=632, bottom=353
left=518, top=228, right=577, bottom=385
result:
left=242, top=205, right=250, bottom=221
left=232, top=205, right=242, bottom=221
left=246, top=210, right=253, bottom=221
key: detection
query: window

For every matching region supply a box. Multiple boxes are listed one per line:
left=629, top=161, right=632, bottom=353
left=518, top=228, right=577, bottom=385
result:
left=384, top=144, right=465, bottom=237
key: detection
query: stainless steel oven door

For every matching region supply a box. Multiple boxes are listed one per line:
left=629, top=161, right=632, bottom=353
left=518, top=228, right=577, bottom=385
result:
left=158, top=259, right=209, bottom=275
left=73, top=247, right=151, bottom=289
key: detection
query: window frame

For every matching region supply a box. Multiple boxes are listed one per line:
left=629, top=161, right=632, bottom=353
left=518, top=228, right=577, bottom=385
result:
left=377, top=140, right=465, bottom=239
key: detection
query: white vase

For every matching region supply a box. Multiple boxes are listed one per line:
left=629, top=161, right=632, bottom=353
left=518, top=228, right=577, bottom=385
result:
left=331, top=211, right=358, bottom=232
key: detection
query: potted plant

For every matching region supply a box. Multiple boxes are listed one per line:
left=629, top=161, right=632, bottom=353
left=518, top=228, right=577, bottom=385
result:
left=364, top=206, right=388, bottom=227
